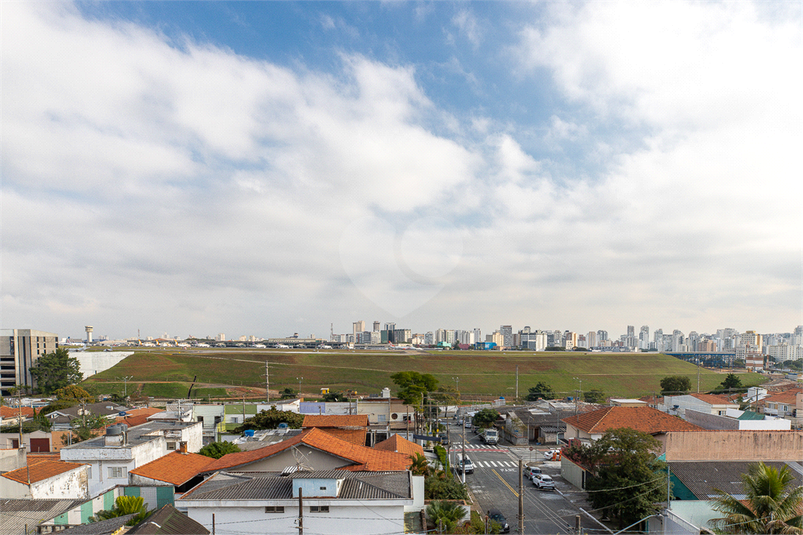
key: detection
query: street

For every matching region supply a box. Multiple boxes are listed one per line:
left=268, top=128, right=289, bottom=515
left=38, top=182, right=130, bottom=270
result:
left=446, top=423, right=584, bottom=534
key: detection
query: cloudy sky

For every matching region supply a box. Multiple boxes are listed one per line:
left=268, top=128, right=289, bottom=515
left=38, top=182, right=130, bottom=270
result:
left=2, top=1, right=801, bottom=341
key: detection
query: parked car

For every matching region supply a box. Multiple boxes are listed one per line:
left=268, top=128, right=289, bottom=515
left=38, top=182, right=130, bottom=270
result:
left=533, top=474, right=556, bottom=490
left=523, top=465, right=542, bottom=480
left=487, top=510, right=510, bottom=533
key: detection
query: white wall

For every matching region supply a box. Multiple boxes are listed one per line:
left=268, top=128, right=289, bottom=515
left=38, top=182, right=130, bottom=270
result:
left=182, top=502, right=408, bottom=535
left=74, top=352, right=133, bottom=377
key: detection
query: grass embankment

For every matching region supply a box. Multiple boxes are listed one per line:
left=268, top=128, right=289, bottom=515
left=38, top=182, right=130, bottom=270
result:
left=81, top=349, right=765, bottom=400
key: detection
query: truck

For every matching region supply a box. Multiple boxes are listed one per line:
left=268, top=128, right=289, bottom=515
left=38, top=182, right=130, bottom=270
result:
left=481, top=428, right=499, bottom=445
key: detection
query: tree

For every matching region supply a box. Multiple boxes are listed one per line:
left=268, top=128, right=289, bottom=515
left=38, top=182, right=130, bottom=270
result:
left=472, top=408, right=499, bottom=429
left=280, top=387, right=298, bottom=399
left=65, top=413, right=109, bottom=444
left=409, top=452, right=431, bottom=476
left=199, top=441, right=241, bottom=459
left=660, top=375, right=691, bottom=395
left=424, top=469, right=468, bottom=500
left=29, top=348, right=83, bottom=395
left=390, top=371, right=439, bottom=405
left=526, top=381, right=555, bottom=401
left=234, top=406, right=305, bottom=431
left=715, top=373, right=744, bottom=393
left=90, top=495, right=151, bottom=526
left=709, top=462, right=803, bottom=534
left=580, top=428, right=667, bottom=529
left=583, top=389, right=606, bottom=403
left=55, top=385, right=93, bottom=402
left=322, top=391, right=348, bottom=402
left=426, top=500, right=466, bottom=533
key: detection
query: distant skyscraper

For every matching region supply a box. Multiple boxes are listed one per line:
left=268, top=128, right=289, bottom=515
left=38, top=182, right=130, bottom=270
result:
left=473, top=328, right=482, bottom=344
left=587, top=331, right=597, bottom=348
left=597, top=330, right=608, bottom=343
left=373, top=321, right=381, bottom=332
left=500, top=325, right=513, bottom=349
left=353, top=321, right=365, bottom=340
left=639, top=325, right=650, bottom=350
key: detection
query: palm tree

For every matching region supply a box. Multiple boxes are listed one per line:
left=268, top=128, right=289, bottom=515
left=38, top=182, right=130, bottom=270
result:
left=409, top=452, right=430, bottom=476
left=426, top=500, right=466, bottom=533
left=709, top=462, right=803, bottom=534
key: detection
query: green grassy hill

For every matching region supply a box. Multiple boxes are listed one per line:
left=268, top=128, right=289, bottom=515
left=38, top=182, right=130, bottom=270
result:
left=82, top=349, right=765, bottom=401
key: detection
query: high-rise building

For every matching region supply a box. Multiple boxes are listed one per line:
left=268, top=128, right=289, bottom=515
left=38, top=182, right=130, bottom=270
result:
left=521, top=330, right=547, bottom=351
left=0, top=329, right=58, bottom=395
left=597, top=330, right=608, bottom=344
left=742, top=330, right=763, bottom=351
left=639, top=326, right=650, bottom=350
left=587, top=331, right=597, bottom=348
left=372, top=321, right=381, bottom=332
left=500, top=325, right=513, bottom=349
left=353, top=321, right=366, bottom=340
left=473, top=328, right=482, bottom=344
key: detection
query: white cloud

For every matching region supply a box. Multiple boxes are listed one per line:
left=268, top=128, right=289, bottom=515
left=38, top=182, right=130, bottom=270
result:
left=451, top=9, right=483, bottom=48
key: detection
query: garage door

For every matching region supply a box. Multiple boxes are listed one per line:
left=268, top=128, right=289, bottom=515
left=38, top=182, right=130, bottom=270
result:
left=30, top=438, right=50, bottom=452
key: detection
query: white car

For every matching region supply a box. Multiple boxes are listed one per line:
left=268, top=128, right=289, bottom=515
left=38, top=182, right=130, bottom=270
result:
left=533, top=474, right=555, bottom=490
left=543, top=449, right=561, bottom=461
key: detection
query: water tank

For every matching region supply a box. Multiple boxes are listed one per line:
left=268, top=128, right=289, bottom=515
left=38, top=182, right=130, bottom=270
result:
left=106, top=425, right=122, bottom=436
left=244, top=429, right=255, bottom=437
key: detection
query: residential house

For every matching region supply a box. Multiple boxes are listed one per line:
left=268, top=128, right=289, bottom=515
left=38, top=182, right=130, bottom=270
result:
left=126, top=504, right=209, bottom=535
left=562, top=406, right=702, bottom=448
left=302, top=414, right=369, bottom=446
left=129, top=451, right=216, bottom=496
left=760, top=388, right=803, bottom=425
left=372, top=434, right=424, bottom=458
left=177, top=469, right=422, bottom=535
left=60, top=420, right=202, bottom=496
left=1, top=457, right=90, bottom=499
left=663, top=393, right=739, bottom=417
left=202, top=427, right=412, bottom=473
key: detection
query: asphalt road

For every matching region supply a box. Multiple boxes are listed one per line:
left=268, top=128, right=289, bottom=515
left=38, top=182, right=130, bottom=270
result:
left=445, top=423, right=581, bottom=534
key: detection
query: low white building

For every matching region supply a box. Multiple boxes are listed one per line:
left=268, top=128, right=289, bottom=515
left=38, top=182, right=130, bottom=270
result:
left=1, top=459, right=90, bottom=499
left=177, top=469, right=422, bottom=535
left=663, top=393, right=739, bottom=417
left=60, top=420, right=202, bottom=496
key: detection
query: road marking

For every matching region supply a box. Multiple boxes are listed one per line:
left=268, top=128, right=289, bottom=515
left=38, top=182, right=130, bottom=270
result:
left=492, top=469, right=519, bottom=498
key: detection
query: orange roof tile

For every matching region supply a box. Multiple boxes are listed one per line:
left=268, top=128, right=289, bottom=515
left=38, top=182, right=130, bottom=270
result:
left=206, top=428, right=411, bottom=473
left=318, top=428, right=367, bottom=446
left=2, top=460, right=86, bottom=485
left=563, top=406, right=703, bottom=435
left=130, top=451, right=217, bottom=486
left=0, top=406, right=35, bottom=418
left=689, top=393, right=737, bottom=405
left=764, top=389, right=803, bottom=404
left=373, top=434, right=425, bottom=458
left=302, top=415, right=369, bottom=428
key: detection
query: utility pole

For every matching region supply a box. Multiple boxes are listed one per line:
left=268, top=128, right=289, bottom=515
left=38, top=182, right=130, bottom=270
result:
left=515, top=366, right=519, bottom=403
left=518, top=459, right=525, bottom=534
left=117, top=376, right=133, bottom=398
left=265, top=360, right=270, bottom=403
left=697, top=358, right=701, bottom=393
left=297, top=487, right=304, bottom=535
left=462, top=420, right=467, bottom=484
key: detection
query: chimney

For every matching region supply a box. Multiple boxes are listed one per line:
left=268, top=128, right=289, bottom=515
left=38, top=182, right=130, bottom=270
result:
left=104, top=425, right=124, bottom=447
left=179, top=441, right=188, bottom=453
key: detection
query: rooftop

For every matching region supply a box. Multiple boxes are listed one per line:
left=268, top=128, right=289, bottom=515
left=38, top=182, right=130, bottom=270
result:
left=181, top=470, right=411, bottom=502
left=670, top=461, right=803, bottom=499
left=129, top=451, right=216, bottom=486
left=61, top=420, right=199, bottom=450
left=563, top=406, right=703, bottom=435
left=302, top=414, right=369, bottom=428
left=2, top=459, right=87, bottom=485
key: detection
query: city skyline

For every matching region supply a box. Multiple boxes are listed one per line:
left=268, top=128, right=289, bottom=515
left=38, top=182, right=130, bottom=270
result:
left=3, top=1, right=801, bottom=340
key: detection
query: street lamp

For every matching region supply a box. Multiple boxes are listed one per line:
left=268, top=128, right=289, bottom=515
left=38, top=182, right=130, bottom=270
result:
left=573, top=377, right=582, bottom=415
left=452, top=376, right=459, bottom=392
left=296, top=377, right=303, bottom=394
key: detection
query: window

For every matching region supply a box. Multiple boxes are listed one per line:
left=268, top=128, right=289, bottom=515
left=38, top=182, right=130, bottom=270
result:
left=265, top=506, right=285, bottom=514
left=108, top=466, right=125, bottom=478
left=310, top=506, right=329, bottom=513
left=87, top=466, right=92, bottom=479
left=167, top=442, right=176, bottom=450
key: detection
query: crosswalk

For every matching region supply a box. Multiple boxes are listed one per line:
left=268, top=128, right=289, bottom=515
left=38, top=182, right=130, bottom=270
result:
left=450, top=443, right=505, bottom=450
left=469, top=460, right=520, bottom=468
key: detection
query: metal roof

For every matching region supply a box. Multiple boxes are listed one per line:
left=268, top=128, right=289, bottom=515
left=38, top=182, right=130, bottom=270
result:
left=0, top=499, right=85, bottom=535
left=180, top=470, right=411, bottom=502
left=670, top=461, right=803, bottom=499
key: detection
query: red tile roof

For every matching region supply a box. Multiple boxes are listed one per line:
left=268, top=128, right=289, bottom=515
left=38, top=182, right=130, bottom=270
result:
left=318, top=428, right=367, bottom=446
left=689, top=393, right=737, bottom=405
left=302, top=415, right=369, bottom=428
left=764, top=389, right=803, bottom=404
left=563, top=406, right=703, bottom=435
left=130, top=451, right=217, bottom=486
left=0, top=406, right=35, bottom=419
left=373, top=434, right=424, bottom=457
left=206, top=428, right=411, bottom=472
left=2, top=460, right=86, bottom=484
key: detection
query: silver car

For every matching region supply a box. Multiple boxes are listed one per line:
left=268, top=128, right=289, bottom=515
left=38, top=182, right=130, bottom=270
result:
left=533, top=474, right=555, bottom=490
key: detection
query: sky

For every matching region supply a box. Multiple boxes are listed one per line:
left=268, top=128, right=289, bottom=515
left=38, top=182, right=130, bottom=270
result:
left=2, top=1, right=802, bottom=341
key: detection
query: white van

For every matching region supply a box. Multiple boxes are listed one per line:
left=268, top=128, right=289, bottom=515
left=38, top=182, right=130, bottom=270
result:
left=455, top=453, right=474, bottom=474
